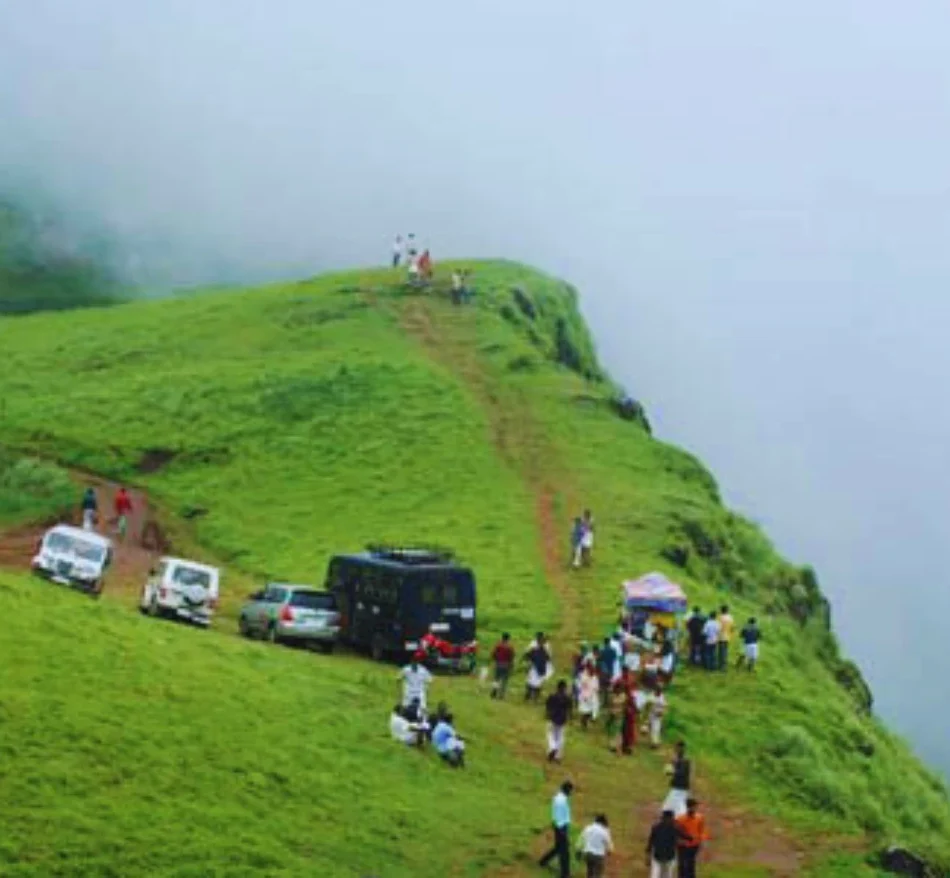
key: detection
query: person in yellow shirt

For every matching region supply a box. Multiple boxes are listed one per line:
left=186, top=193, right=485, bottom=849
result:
left=718, top=604, right=735, bottom=671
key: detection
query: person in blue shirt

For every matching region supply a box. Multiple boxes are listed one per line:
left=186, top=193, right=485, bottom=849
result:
left=431, top=713, right=465, bottom=767
left=539, top=781, right=574, bottom=878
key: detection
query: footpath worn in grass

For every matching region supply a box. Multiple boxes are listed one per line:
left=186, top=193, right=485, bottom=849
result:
left=0, top=260, right=948, bottom=876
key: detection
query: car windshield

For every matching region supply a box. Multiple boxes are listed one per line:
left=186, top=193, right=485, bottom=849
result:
left=290, top=591, right=336, bottom=610
left=45, top=533, right=105, bottom=564
left=171, top=566, right=212, bottom=588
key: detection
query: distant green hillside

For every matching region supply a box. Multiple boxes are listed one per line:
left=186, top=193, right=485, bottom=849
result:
left=0, top=198, right=120, bottom=315
left=0, top=260, right=947, bottom=876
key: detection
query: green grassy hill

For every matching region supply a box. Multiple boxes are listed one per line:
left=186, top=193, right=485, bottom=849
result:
left=0, top=261, right=947, bottom=876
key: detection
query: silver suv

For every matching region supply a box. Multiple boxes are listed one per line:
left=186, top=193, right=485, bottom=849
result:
left=238, top=584, right=340, bottom=653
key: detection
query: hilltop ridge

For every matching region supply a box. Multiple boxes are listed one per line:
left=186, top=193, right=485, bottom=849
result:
left=0, top=260, right=948, bottom=876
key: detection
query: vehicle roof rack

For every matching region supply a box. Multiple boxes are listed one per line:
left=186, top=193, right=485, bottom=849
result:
left=365, top=544, right=455, bottom=565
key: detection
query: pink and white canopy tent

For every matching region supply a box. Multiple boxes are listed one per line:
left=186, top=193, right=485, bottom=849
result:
left=622, top=572, right=688, bottom=614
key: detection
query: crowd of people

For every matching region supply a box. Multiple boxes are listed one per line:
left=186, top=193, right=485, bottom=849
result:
left=383, top=497, right=766, bottom=876
left=390, top=234, right=474, bottom=304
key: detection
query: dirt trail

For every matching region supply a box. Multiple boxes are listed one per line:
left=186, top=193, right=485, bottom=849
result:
left=0, top=475, right=166, bottom=605
left=397, top=297, right=808, bottom=877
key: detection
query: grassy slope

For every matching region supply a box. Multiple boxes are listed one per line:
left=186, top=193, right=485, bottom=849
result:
left=0, top=261, right=947, bottom=875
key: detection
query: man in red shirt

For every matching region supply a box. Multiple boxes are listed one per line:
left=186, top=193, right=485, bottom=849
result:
left=114, top=487, right=133, bottom=540
left=490, top=632, right=515, bottom=700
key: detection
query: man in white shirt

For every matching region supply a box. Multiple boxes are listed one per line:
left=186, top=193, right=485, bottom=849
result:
left=392, top=235, right=404, bottom=268
left=399, top=656, right=433, bottom=710
left=702, top=611, right=720, bottom=671
left=389, top=704, right=424, bottom=747
left=576, top=814, right=613, bottom=878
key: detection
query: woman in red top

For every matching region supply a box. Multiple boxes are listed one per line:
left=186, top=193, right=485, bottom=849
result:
left=114, top=487, right=133, bottom=539
left=614, top=668, right=638, bottom=754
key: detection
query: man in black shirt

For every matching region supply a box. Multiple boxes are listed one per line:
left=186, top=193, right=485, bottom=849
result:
left=686, top=606, right=705, bottom=667
left=545, top=680, right=573, bottom=762
left=645, top=810, right=689, bottom=878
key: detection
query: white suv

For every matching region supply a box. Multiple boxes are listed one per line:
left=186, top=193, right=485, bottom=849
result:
left=140, top=557, right=220, bottom=627
left=31, top=524, right=113, bottom=595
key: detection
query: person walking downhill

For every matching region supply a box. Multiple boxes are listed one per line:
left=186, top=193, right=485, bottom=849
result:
left=702, top=611, right=720, bottom=671
left=545, top=680, right=573, bottom=762
left=577, top=662, right=600, bottom=729
left=570, top=516, right=585, bottom=569
left=399, top=654, right=433, bottom=711
left=80, top=487, right=98, bottom=532
left=648, top=683, right=667, bottom=749
left=645, top=810, right=689, bottom=878
left=576, top=814, right=613, bottom=878
left=114, top=487, right=133, bottom=540
left=597, top=637, right=617, bottom=708
left=676, top=797, right=710, bottom=878
left=490, top=632, right=515, bottom=699
left=539, top=781, right=574, bottom=878
left=579, top=509, right=595, bottom=566
left=663, top=740, right=692, bottom=817
left=737, top=617, right=761, bottom=671
left=525, top=633, right=552, bottom=703
left=718, top=604, right=734, bottom=671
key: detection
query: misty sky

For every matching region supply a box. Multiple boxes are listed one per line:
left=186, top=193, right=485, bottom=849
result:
left=2, top=1, right=949, bottom=774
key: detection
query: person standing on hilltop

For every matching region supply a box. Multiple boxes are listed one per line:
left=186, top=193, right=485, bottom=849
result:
left=539, top=781, right=574, bottom=878
left=80, top=487, right=98, bottom=532
left=392, top=234, right=404, bottom=268
left=718, top=604, right=734, bottom=671
left=114, top=487, right=133, bottom=540
left=737, top=617, right=761, bottom=671
left=490, top=632, right=515, bottom=699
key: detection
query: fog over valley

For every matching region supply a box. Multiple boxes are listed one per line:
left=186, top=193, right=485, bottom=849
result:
left=2, top=0, right=949, bottom=775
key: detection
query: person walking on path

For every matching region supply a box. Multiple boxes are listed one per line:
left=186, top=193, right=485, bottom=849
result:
left=576, top=813, right=613, bottom=878
left=702, top=611, right=720, bottom=671
left=398, top=655, right=433, bottom=711
left=114, top=487, right=133, bottom=540
left=676, top=797, right=710, bottom=878
left=645, top=810, right=689, bottom=878
left=597, top=637, right=617, bottom=707
left=570, top=516, right=585, bottom=568
left=577, top=663, right=600, bottom=729
left=80, top=487, right=98, bottom=532
left=648, top=683, right=667, bottom=749
left=490, top=632, right=515, bottom=699
left=663, top=740, right=692, bottom=817
left=718, top=604, right=734, bottom=671
left=686, top=606, right=706, bottom=667
left=545, top=680, right=573, bottom=762
left=579, top=509, right=595, bottom=566
left=616, top=669, right=638, bottom=755
left=525, top=633, right=552, bottom=702
left=737, top=617, right=761, bottom=671
left=539, top=781, right=574, bottom=878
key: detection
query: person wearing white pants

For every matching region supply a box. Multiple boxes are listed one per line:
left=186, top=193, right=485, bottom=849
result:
left=545, top=680, right=573, bottom=762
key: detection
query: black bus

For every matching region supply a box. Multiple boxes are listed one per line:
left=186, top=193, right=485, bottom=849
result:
left=325, top=546, right=477, bottom=668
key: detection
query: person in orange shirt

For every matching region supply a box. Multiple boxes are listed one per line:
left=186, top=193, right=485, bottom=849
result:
left=676, top=797, right=710, bottom=878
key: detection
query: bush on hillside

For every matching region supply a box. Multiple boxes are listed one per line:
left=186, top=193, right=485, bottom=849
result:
left=0, top=450, right=75, bottom=525
left=0, top=198, right=121, bottom=315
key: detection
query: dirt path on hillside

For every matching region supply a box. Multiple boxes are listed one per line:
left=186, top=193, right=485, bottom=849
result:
left=0, top=476, right=166, bottom=604
left=396, top=298, right=808, bottom=877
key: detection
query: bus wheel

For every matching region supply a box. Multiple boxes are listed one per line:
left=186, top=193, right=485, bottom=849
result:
left=371, top=635, right=386, bottom=662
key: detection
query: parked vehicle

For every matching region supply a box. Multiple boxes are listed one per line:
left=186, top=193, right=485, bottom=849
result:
left=31, top=524, right=113, bottom=595
left=139, top=557, right=220, bottom=627
left=238, top=584, right=340, bottom=652
left=326, top=546, right=477, bottom=669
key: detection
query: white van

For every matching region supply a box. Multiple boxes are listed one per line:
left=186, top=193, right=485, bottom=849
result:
left=31, top=524, right=113, bottom=594
left=139, top=557, right=220, bottom=627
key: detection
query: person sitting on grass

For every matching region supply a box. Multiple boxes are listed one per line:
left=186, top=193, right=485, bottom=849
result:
left=389, top=703, right=426, bottom=747
left=431, top=712, right=465, bottom=767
